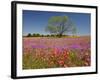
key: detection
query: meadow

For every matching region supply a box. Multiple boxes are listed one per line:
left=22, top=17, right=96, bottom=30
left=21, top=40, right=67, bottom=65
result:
left=23, top=36, right=91, bottom=69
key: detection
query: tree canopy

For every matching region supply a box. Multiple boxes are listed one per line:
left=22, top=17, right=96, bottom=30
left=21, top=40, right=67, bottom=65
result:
left=46, top=16, right=77, bottom=37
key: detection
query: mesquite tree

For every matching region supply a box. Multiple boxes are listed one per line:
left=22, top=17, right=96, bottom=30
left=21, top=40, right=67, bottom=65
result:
left=46, top=16, right=77, bottom=37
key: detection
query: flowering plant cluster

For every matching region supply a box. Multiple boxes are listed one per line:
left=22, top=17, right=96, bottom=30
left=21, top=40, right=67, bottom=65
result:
left=23, top=37, right=91, bottom=69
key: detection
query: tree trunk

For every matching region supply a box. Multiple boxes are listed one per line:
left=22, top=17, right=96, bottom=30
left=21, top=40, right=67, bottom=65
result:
left=58, top=33, right=62, bottom=38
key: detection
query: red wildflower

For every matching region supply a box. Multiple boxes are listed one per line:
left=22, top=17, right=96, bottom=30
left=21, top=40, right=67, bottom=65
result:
left=64, top=64, right=68, bottom=67
left=63, top=50, right=69, bottom=59
left=54, top=48, right=58, bottom=55
left=58, top=60, right=64, bottom=66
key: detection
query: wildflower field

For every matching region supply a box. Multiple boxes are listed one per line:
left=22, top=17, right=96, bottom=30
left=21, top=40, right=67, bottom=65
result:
left=23, top=36, right=91, bottom=69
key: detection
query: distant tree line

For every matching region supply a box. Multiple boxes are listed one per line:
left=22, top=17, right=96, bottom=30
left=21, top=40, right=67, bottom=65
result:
left=25, top=33, right=70, bottom=37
